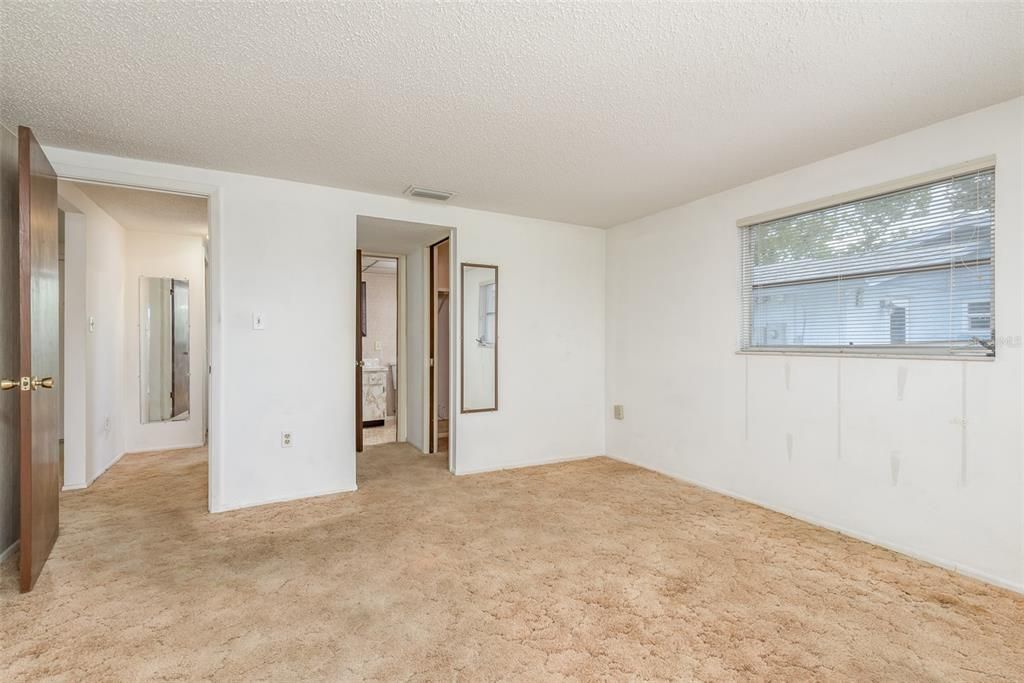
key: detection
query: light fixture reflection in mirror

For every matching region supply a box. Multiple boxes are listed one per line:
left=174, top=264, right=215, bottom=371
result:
left=140, top=276, right=190, bottom=423
left=461, top=263, right=498, bottom=413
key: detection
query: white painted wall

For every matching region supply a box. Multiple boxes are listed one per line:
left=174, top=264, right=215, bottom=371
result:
left=362, top=269, right=397, bottom=415
left=450, top=211, right=605, bottom=473
left=123, top=231, right=207, bottom=453
left=361, top=271, right=397, bottom=372
left=57, top=181, right=127, bottom=485
left=606, top=98, right=1024, bottom=591
left=46, top=147, right=607, bottom=511
left=61, top=212, right=88, bottom=489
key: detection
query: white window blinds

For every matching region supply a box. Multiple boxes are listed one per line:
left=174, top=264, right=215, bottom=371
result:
left=740, top=167, right=995, bottom=356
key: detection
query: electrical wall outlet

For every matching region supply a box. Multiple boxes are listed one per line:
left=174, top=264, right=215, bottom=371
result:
left=281, top=431, right=293, bottom=448
left=613, top=405, right=625, bottom=420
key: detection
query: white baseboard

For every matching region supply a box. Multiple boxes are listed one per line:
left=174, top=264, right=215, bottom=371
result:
left=87, top=449, right=127, bottom=486
left=211, top=484, right=358, bottom=514
left=62, top=481, right=88, bottom=492
left=607, top=453, right=1024, bottom=596
left=455, top=453, right=600, bottom=476
left=0, top=540, right=19, bottom=564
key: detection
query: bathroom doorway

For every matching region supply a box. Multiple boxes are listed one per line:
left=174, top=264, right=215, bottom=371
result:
left=360, top=254, right=399, bottom=447
left=354, top=215, right=455, bottom=472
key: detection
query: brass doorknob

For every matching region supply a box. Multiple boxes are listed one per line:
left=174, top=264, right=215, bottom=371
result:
left=31, top=377, right=54, bottom=390
left=1, top=379, right=19, bottom=391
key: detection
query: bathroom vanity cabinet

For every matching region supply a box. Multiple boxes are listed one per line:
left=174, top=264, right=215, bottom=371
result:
left=362, top=367, right=388, bottom=427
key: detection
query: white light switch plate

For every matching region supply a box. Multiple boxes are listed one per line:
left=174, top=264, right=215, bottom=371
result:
left=374, top=341, right=383, bottom=351
left=613, top=405, right=625, bottom=420
left=253, top=312, right=265, bottom=330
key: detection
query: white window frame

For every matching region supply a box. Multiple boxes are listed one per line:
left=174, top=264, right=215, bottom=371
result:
left=736, top=157, right=996, bottom=360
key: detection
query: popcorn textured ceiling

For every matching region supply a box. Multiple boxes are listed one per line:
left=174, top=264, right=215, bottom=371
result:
left=2, top=2, right=1021, bottom=227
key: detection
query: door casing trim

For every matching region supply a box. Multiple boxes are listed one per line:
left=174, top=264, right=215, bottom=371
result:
left=47, top=158, right=224, bottom=512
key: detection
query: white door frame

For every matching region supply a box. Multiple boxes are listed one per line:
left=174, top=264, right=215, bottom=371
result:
left=47, top=159, right=223, bottom=512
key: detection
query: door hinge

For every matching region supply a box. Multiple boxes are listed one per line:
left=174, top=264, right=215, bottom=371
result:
left=430, top=358, right=435, bottom=367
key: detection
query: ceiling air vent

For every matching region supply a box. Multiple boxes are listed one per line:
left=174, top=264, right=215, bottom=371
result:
left=405, top=186, right=455, bottom=202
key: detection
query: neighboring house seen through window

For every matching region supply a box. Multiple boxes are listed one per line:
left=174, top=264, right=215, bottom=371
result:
left=739, top=166, right=995, bottom=357
left=967, top=301, right=992, bottom=331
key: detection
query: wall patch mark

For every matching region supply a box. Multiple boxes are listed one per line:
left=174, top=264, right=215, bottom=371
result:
left=960, top=362, right=968, bottom=487
left=896, top=366, right=908, bottom=401
left=836, top=359, right=842, bottom=460
left=744, top=356, right=749, bottom=441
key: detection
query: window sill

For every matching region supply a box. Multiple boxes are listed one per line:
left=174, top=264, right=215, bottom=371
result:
left=736, top=350, right=995, bottom=362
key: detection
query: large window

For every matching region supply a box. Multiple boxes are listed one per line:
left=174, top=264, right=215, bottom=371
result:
left=739, top=166, right=995, bottom=357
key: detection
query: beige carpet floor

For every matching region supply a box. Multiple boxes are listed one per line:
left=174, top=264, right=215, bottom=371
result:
left=1, top=444, right=1022, bottom=681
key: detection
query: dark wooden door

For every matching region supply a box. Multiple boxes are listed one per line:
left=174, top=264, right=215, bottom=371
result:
left=355, top=249, right=363, bottom=453
left=18, top=126, right=60, bottom=592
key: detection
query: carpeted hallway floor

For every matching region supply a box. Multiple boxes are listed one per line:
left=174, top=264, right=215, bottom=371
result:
left=1, top=444, right=1021, bottom=681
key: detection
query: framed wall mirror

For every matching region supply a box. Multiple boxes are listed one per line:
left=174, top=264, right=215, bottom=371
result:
left=140, top=276, right=190, bottom=423
left=461, top=263, right=498, bottom=413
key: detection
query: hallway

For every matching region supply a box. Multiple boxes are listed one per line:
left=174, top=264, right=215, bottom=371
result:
left=1, top=444, right=1021, bottom=681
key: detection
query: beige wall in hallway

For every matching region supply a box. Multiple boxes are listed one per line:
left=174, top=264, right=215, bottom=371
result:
left=124, top=230, right=208, bottom=452
left=56, top=181, right=127, bottom=487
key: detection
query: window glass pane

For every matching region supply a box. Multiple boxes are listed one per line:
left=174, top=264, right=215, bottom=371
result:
left=741, top=169, right=995, bottom=355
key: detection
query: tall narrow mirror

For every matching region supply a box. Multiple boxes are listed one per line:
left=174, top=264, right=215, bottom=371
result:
left=461, top=263, right=498, bottom=413
left=140, top=276, right=190, bottom=423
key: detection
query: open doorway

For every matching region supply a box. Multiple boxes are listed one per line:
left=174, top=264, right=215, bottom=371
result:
left=355, top=216, right=455, bottom=477
left=360, top=254, right=399, bottom=446
left=56, top=180, right=210, bottom=501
